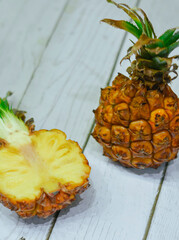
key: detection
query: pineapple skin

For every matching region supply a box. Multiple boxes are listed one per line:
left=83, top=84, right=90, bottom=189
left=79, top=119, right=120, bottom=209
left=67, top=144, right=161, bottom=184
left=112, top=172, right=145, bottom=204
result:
left=0, top=129, right=90, bottom=218
left=0, top=181, right=88, bottom=218
left=92, top=73, right=179, bottom=169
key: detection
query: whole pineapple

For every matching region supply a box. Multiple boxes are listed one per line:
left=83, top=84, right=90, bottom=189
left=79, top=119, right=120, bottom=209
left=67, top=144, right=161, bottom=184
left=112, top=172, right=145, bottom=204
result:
left=92, top=0, right=179, bottom=169
left=0, top=97, right=90, bottom=218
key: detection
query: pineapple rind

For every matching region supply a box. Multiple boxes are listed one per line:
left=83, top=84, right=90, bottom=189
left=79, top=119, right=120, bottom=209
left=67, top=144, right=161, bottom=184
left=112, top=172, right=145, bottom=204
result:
left=0, top=181, right=89, bottom=218
left=93, top=73, right=179, bottom=169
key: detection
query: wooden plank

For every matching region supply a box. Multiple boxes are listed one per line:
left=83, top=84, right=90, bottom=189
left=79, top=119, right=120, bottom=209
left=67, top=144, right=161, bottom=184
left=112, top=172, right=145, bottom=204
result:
left=0, top=0, right=68, bottom=101
left=0, top=0, right=27, bottom=43
left=49, top=0, right=179, bottom=239
left=0, top=0, right=137, bottom=239
left=18, top=0, right=136, bottom=145
left=146, top=158, right=179, bottom=240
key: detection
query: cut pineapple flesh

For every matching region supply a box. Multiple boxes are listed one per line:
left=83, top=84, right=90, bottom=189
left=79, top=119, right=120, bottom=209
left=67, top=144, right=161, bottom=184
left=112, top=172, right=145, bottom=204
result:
left=0, top=130, right=90, bottom=201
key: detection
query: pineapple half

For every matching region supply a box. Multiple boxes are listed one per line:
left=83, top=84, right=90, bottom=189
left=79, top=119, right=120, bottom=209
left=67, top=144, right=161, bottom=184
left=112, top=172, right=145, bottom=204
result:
left=0, top=98, right=90, bottom=218
left=92, top=0, right=179, bottom=169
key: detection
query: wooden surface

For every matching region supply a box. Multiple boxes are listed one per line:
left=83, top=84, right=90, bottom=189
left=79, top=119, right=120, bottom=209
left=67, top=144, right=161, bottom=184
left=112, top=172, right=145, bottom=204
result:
left=0, top=0, right=178, bottom=239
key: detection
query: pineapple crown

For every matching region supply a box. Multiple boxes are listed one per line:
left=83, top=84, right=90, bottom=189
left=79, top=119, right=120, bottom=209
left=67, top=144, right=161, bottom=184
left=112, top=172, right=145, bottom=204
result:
left=0, top=92, right=15, bottom=120
left=0, top=93, right=35, bottom=146
left=102, top=0, right=179, bottom=88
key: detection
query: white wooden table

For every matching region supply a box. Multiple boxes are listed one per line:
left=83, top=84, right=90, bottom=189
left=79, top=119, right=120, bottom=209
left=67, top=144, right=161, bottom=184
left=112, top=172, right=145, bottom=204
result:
left=0, top=0, right=178, bottom=239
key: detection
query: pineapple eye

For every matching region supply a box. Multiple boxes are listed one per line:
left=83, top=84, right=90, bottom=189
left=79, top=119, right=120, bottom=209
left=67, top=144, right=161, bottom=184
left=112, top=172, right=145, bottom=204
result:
left=154, top=148, right=172, bottom=161
left=170, top=116, right=179, bottom=133
left=97, top=126, right=111, bottom=143
left=112, top=145, right=131, bottom=161
left=111, top=125, right=130, bottom=147
left=112, top=103, right=130, bottom=127
left=147, top=90, right=164, bottom=111
left=131, top=141, right=153, bottom=155
left=132, top=158, right=152, bottom=169
left=164, top=97, right=177, bottom=109
left=102, top=105, right=113, bottom=123
left=130, top=96, right=150, bottom=120
left=150, top=109, right=169, bottom=132
left=153, top=130, right=172, bottom=152
left=129, top=120, right=152, bottom=141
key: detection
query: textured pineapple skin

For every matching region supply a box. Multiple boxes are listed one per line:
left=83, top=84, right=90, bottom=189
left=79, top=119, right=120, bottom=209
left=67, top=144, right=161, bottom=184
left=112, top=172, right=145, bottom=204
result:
left=0, top=129, right=90, bottom=218
left=0, top=182, right=88, bottom=218
left=92, top=73, right=179, bottom=169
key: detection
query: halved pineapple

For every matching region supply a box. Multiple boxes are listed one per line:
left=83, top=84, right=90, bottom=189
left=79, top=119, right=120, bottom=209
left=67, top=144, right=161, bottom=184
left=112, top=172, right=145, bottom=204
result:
left=0, top=99, right=90, bottom=218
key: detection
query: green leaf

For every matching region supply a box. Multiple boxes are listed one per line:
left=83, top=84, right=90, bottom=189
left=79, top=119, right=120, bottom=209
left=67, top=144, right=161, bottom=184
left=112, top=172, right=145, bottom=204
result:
left=121, top=34, right=156, bottom=62
left=144, top=20, right=152, bottom=37
left=136, top=7, right=156, bottom=38
left=148, top=41, right=179, bottom=58
left=152, top=57, right=168, bottom=70
left=109, top=1, right=143, bottom=32
left=165, top=31, right=179, bottom=46
left=159, top=28, right=176, bottom=45
left=145, top=39, right=164, bottom=49
left=166, top=41, right=179, bottom=55
left=101, top=19, right=141, bottom=38
left=0, top=98, right=11, bottom=119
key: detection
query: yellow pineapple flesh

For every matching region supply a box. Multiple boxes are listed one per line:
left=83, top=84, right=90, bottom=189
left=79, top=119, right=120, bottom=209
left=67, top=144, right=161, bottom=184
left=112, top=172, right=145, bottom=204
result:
left=92, top=1, right=179, bottom=169
left=0, top=99, right=90, bottom=218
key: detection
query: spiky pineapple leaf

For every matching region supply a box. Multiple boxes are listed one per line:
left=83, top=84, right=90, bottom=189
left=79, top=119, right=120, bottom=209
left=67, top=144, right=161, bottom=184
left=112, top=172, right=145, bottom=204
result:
left=0, top=93, right=35, bottom=133
left=159, top=28, right=176, bottom=45
left=157, top=41, right=179, bottom=57
left=121, top=34, right=156, bottom=62
left=145, top=40, right=165, bottom=49
left=0, top=98, right=12, bottom=119
left=152, top=57, right=170, bottom=70
left=107, top=0, right=143, bottom=33
left=106, top=0, right=157, bottom=39
left=104, top=0, right=179, bottom=78
left=101, top=19, right=141, bottom=39
left=137, top=7, right=156, bottom=38
left=165, top=31, right=179, bottom=46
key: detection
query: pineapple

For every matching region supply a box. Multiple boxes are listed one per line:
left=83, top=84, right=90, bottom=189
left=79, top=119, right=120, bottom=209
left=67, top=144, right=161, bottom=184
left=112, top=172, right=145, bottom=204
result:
left=92, top=0, right=179, bottom=169
left=0, top=97, right=90, bottom=218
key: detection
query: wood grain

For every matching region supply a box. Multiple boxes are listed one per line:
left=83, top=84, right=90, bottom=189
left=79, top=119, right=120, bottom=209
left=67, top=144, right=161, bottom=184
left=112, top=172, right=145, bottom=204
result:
left=0, top=0, right=69, bottom=102
left=146, top=159, right=179, bottom=240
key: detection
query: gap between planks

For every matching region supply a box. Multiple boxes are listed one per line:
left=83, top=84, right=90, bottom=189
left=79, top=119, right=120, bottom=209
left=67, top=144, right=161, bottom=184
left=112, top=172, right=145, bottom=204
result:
left=45, top=14, right=130, bottom=240
left=143, top=163, right=168, bottom=240
left=17, top=0, right=71, bottom=109
left=45, top=2, right=138, bottom=238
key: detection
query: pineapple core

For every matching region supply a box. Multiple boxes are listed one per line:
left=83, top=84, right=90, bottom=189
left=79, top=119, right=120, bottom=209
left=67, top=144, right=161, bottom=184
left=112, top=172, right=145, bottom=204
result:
left=0, top=130, right=89, bottom=200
